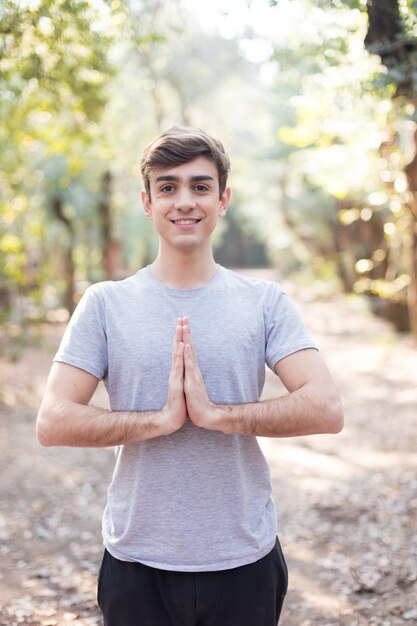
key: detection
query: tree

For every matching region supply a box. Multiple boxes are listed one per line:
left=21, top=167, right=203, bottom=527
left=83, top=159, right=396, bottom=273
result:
left=0, top=0, right=114, bottom=320
left=362, top=0, right=417, bottom=335
left=269, top=0, right=417, bottom=335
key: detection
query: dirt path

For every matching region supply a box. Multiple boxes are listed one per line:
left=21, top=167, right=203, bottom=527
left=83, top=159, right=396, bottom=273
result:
left=1, top=271, right=416, bottom=625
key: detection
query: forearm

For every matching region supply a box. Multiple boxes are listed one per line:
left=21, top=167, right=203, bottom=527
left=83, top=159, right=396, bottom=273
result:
left=36, top=398, right=171, bottom=448
left=212, top=384, right=344, bottom=437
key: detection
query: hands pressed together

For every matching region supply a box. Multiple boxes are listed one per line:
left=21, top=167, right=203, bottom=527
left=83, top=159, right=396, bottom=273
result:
left=159, top=316, right=343, bottom=440
left=162, top=317, right=220, bottom=435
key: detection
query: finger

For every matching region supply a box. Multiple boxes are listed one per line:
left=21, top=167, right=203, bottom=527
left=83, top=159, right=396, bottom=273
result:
left=177, top=319, right=184, bottom=344
left=177, top=341, right=185, bottom=370
left=178, top=317, right=184, bottom=340
left=173, top=341, right=185, bottom=379
left=184, top=343, right=198, bottom=378
left=173, top=318, right=182, bottom=345
left=171, top=321, right=183, bottom=368
left=183, top=327, right=194, bottom=365
left=184, top=345, right=205, bottom=402
left=182, top=319, right=192, bottom=345
left=182, top=323, right=197, bottom=361
left=183, top=343, right=192, bottom=381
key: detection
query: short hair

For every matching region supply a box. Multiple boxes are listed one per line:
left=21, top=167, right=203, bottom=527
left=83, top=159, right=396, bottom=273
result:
left=141, top=125, right=230, bottom=199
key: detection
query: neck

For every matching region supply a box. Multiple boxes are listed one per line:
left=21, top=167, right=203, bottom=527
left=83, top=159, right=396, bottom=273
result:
left=149, top=244, right=218, bottom=289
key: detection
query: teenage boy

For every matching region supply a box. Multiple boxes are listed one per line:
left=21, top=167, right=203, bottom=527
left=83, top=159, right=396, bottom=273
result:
left=37, top=125, right=343, bottom=626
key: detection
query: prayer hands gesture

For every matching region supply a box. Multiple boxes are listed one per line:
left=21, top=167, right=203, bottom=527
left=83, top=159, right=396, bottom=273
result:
left=162, top=317, right=219, bottom=434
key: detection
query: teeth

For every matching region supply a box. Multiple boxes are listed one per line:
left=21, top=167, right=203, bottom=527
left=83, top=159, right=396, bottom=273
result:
left=174, top=219, right=199, bottom=224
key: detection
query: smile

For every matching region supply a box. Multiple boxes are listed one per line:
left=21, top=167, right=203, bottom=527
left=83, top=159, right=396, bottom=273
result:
left=170, top=218, right=202, bottom=225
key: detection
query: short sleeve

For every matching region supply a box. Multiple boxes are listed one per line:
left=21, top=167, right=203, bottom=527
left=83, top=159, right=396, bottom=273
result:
left=54, top=285, right=108, bottom=380
left=264, top=284, right=317, bottom=372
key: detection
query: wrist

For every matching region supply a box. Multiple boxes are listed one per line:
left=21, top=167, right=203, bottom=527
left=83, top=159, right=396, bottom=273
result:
left=133, top=409, right=167, bottom=440
left=214, top=404, right=230, bottom=434
left=159, top=401, right=187, bottom=436
left=207, top=403, right=233, bottom=434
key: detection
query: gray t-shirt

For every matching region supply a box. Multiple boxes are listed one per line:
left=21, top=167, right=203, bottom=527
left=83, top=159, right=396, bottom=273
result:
left=55, top=265, right=316, bottom=571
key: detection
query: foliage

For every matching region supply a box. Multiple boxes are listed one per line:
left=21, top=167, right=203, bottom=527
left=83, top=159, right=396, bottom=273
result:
left=2, top=0, right=417, bottom=337
left=96, top=0, right=274, bottom=274
left=268, top=0, right=417, bottom=331
left=0, top=0, right=115, bottom=322
left=1, top=0, right=274, bottom=330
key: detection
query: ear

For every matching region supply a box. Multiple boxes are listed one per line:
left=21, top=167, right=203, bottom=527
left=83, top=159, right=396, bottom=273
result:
left=219, top=187, right=231, bottom=217
left=142, top=190, right=153, bottom=219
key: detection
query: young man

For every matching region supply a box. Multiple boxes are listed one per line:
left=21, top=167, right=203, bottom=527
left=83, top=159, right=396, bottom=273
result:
left=37, top=126, right=343, bottom=626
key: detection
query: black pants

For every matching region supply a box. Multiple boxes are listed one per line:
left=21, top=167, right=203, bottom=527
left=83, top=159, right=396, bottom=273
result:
left=97, top=539, right=288, bottom=626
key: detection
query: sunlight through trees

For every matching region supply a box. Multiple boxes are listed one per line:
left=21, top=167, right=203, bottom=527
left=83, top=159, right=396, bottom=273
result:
left=1, top=0, right=417, bottom=338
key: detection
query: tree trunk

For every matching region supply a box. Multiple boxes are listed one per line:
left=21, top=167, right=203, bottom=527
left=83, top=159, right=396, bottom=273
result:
left=409, top=226, right=417, bottom=338
left=98, top=171, right=119, bottom=280
left=51, top=196, right=76, bottom=314
left=364, top=0, right=402, bottom=51
left=405, top=129, right=417, bottom=340
left=331, top=223, right=355, bottom=293
left=363, top=0, right=417, bottom=338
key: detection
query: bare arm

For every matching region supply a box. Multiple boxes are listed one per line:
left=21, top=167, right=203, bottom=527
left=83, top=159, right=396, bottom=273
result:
left=36, top=323, right=187, bottom=447
left=182, top=319, right=343, bottom=437
left=212, top=350, right=343, bottom=436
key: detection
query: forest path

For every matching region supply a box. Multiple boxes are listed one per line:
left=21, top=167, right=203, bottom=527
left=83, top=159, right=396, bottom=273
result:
left=0, top=269, right=416, bottom=625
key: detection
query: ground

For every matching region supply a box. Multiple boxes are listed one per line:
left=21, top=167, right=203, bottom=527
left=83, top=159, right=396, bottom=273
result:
left=0, top=269, right=416, bottom=626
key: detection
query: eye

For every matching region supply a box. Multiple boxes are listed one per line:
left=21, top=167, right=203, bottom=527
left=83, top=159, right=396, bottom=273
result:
left=194, top=184, right=209, bottom=192
left=160, top=184, right=175, bottom=193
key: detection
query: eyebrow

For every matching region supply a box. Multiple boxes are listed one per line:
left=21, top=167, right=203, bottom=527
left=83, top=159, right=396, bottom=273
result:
left=155, top=175, right=215, bottom=183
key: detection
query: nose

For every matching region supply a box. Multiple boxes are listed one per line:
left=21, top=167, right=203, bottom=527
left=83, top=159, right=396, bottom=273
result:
left=174, top=186, right=197, bottom=211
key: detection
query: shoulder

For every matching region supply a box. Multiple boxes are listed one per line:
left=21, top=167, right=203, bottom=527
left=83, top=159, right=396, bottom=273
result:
left=83, top=270, right=144, bottom=303
left=220, top=267, right=282, bottom=292
left=220, top=267, right=285, bottom=303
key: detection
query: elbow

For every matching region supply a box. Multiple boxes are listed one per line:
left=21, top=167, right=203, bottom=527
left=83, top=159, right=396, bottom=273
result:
left=36, top=415, right=52, bottom=447
left=326, top=395, right=344, bottom=434
left=36, top=405, right=58, bottom=447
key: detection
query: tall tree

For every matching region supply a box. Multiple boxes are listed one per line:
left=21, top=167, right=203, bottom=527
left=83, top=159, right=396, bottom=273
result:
left=0, top=0, right=114, bottom=317
left=269, top=0, right=417, bottom=335
left=363, top=0, right=417, bottom=335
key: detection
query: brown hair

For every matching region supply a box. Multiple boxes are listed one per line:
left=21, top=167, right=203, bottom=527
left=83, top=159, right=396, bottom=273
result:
left=141, top=125, right=230, bottom=199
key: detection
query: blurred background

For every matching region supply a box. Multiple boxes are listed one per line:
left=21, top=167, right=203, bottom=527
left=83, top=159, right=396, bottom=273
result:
left=1, top=0, right=417, bottom=344
left=1, top=2, right=417, bottom=625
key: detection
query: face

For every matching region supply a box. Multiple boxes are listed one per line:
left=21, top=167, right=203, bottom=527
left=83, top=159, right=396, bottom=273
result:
left=142, top=156, right=230, bottom=254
